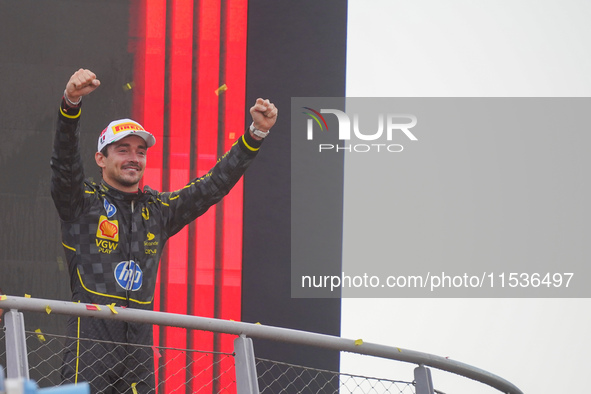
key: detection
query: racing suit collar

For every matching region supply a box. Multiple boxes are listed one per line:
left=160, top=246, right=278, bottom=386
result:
left=100, top=181, right=143, bottom=201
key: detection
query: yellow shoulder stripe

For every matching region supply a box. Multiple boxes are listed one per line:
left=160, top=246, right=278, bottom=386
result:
left=157, top=198, right=170, bottom=207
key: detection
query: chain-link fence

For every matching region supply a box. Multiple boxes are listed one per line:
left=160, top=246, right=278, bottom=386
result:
left=2, top=328, right=236, bottom=393
left=0, top=296, right=524, bottom=394
left=3, top=328, right=417, bottom=394
left=256, top=358, right=415, bottom=394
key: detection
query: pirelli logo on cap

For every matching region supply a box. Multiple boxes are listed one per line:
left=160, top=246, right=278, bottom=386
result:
left=96, top=215, right=119, bottom=242
left=113, top=122, right=145, bottom=134
left=98, top=118, right=155, bottom=153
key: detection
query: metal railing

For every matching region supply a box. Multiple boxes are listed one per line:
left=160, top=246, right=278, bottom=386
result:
left=0, top=296, right=523, bottom=394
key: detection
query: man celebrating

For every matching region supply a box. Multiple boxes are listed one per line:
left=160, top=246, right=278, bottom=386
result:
left=51, top=69, right=277, bottom=393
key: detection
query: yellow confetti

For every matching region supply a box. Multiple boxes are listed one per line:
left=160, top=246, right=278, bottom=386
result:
left=123, top=82, right=136, bottom=91
left=354, top=339, right=363, bottom=346
left=108, top=303, right=119, bottom=314
left=35, top=329, right=46, bottom=343
left=46, top=306, right=52, bottom=314
left=131, top=383, right=138, bottom=394
left=25, top=294, right=31, bottom=298
left=215, top=84, right=228, bottom=96
left=397, top=348, right=402, bottom=353
left=255, top=322, right=261, bottom=325
left=0, top=295, right=7, bottom=301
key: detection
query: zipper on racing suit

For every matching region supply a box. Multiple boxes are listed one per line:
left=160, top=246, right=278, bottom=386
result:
left=125, top=199, right=136, bottom=306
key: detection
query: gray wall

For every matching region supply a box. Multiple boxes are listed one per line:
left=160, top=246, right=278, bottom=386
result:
left=0, top=0, right=133, bottom=385
left=243, top=0, right=348, bottom=378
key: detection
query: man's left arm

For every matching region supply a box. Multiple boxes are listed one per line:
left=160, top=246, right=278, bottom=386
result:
left=160, top=99, right=277, bottom=236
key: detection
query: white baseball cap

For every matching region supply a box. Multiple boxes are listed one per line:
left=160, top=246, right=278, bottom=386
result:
left=97, top=119, right=156, bottom=152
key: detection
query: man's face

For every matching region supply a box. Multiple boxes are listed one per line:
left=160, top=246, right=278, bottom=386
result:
left=95, top=135, right=147, bottom=192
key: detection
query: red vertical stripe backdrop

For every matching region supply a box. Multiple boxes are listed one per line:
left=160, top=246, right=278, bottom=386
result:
left=218, top=0, right=249, bottom=391
left=130, top=0, right=167, bottom=388
left=131, top=0, right=248, bottom=392
left=192, top=0, right=220, bottom=392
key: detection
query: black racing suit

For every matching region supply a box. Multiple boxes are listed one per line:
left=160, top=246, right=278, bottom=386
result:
left=51, top=98, right=262, bottom=393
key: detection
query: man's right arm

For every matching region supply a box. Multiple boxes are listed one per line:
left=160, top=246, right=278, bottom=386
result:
left=50, top=69, right=100, bottom=221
